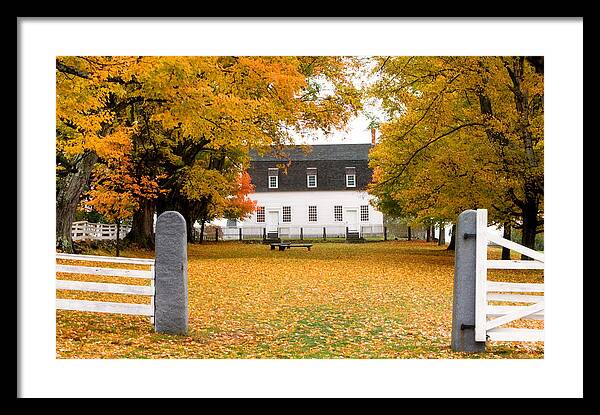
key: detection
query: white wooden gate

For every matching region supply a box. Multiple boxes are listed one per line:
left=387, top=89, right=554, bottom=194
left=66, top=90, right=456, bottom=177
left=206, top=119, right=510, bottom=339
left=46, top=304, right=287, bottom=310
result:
left=474, top=209, right=544, bottom=342
left=56, top=253, right=155, bottom=323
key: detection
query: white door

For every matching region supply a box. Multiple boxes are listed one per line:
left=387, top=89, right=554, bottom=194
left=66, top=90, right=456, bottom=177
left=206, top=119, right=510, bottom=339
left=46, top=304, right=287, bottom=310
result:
left=344, top=208, right=359, bottom=232
left=266, top=210, right=279, bottom=233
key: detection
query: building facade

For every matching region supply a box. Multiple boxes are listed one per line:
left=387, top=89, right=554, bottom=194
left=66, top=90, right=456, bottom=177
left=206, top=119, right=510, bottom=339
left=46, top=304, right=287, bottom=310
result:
left=220, top=143, right=384, bottom=240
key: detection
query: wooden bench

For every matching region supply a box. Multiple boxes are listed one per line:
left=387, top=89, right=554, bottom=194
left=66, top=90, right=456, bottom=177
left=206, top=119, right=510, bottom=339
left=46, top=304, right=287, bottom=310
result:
left=270, top=243, right=313, bottom=251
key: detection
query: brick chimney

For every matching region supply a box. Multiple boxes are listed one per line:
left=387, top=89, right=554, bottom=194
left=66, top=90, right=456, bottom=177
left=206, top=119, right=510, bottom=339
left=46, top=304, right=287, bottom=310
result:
left=371, top=128, right=376, bottom=145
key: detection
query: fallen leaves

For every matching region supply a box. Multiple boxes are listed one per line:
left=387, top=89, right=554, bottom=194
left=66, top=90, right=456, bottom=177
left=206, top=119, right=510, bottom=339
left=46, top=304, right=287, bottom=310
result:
left=56, top=241, right=544, bottom=359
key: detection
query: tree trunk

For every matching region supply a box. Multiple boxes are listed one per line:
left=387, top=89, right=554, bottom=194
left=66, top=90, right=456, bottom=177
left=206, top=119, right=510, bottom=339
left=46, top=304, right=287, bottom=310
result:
left=126, top=198, right=155, bottom=249
left=157, top=191, right=201, bottom=243
left=502, top=223, right=512, bottom=260
left=407, top=226, right=412, bottom=241
left=56, top=151, right=98, bottom=253
left=426, top=226, right=431, bottom=242
left=521, top=200, right=539, bottom=259
left=447, top=224, right=456, bottom=250
left=115, top=220, right=121, bottom=257
left=174, top=200, right=197, bottom=243
left=199, top=219, right=206, bottom=244
left=187, top=217, right=197, bottom=243
left=504, top=57, right=542, bottom=257
left=438, top=222, right=445, bottom=245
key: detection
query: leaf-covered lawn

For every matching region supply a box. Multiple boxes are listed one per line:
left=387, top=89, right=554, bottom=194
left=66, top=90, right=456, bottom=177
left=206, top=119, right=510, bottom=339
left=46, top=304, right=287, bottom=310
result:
left=56, top=241, right=543, bottom=359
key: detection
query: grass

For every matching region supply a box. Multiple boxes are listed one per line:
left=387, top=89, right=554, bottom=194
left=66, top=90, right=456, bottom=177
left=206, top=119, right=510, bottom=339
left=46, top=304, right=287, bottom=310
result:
left=56, top=240, right=544, bottom=359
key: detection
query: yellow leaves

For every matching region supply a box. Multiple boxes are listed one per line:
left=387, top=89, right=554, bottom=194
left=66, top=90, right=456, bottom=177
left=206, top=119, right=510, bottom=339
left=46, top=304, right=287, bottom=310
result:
left=85, top=187, right=138, bottom=222
left=367, top=56, right=544, bottom=226
left=181, top=166, right=231, bottom=202
left=57, top=55, right=362, bottom=181
left=94, top=126, right=135, bottom=160
left=55, top=55, right=352, bottom=154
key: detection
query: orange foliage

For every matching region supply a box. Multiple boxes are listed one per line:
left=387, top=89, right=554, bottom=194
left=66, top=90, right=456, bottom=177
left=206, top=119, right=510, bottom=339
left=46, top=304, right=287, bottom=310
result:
left=224, top=171, right=257, bottom=220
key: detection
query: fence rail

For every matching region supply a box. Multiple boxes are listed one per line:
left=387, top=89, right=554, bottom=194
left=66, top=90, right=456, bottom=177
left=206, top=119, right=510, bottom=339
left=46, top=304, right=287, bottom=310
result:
left=71, top=221, right=131, bottom=241
left=56, top=253, right=155, bottom=321
left=58, top=211, right=189, bottom=335
left=474, top=209, right=545, bottom=343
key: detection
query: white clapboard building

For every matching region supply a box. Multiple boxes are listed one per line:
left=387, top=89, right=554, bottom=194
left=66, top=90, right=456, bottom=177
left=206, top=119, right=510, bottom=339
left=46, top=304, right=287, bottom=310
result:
left=216, top=142, right=384, bottom=241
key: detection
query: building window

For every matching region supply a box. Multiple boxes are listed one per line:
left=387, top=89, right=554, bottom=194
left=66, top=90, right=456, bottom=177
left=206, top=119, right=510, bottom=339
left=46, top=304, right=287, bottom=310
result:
left=360, top=205, right=369, bottom=221
left=308, top=206, right=317, bottom=222
left=226, top=218, right=237, bottom=227
left=346, top=174, right=356, bottom=187
left=268, top=168, right=278, bottom=189
left=334, top=205, right=343, bottom=222
left=306, top=167, right=317, bottom=188
left=346, top=166, right=356, bottom=188
left=256, top=206, right=265, bottom=223
left=282, top=206, right=291, bottom=222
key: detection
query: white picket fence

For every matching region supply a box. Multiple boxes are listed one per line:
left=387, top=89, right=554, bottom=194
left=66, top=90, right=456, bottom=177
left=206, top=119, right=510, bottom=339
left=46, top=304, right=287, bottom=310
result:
left=56, top=253, right=155, bottom=323
left=219, top=224, right=388, bottom=241
left=475, top=209, right=544, bottom=342
left=71, top=221, right=131, bottom=241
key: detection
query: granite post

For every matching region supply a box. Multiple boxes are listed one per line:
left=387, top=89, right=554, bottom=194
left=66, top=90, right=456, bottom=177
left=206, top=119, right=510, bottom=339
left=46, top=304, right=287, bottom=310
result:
left=154, top=211, right=188, bottom=335
left=451, top=210, right=486, bottom=352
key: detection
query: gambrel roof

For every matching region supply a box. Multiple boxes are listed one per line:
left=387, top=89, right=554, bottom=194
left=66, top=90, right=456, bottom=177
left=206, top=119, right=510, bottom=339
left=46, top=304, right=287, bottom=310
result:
left=248, top=143, right=374, bottom=192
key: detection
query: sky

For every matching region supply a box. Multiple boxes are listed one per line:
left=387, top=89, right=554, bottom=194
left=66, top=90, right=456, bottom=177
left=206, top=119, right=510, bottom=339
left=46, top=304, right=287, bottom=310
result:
left=293, top=113, right=378, bottom=145
left=294, top=57, right=383, bottom=146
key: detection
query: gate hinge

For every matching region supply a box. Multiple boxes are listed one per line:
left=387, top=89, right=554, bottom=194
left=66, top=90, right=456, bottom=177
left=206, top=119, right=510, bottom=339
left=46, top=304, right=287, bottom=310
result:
left=460, top=324, right=475, bottom=330
left=463, top=233, right=476, bottom=239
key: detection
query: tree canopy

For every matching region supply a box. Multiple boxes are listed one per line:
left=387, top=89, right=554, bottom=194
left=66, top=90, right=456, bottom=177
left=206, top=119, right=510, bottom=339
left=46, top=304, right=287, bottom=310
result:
left=367, top=56, right=544, bottom=248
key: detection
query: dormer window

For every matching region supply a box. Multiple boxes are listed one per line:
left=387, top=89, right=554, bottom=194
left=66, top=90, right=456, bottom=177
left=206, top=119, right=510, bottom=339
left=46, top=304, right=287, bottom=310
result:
left=306, top=167, right=317, bottom=188
left=346, top=175, right=356, bottom=187
left=268, top=168, right=279, bottom=189
left=345, top=167, right=356, bottom=188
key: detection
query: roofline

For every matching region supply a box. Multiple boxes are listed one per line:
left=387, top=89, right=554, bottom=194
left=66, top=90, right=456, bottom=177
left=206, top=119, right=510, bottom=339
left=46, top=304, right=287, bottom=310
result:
left=250, top=143, right=373, bottom=162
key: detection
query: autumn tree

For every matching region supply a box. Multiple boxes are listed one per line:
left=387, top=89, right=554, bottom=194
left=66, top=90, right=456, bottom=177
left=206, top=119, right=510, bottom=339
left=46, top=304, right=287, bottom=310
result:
left=179, top=57, right=356, bottom=227
left=57, top=56, right=361, bottom=251
left=84, top=138, right=162, bottom=255
left=223, top=171, right=257, bottom=220
left=183, top=169, right=256, bottom=244
left=191, top=170, right=256, bottom=244
left=117, top=56, right=362, bottom=244
left=56, top=56, right=145, bottom=252
left=367, top=56, right=543, bottom=252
